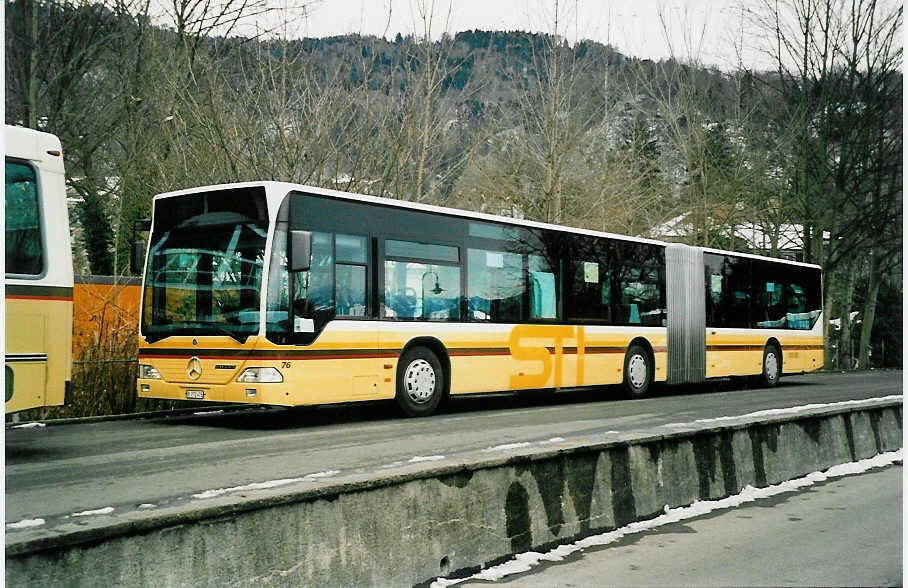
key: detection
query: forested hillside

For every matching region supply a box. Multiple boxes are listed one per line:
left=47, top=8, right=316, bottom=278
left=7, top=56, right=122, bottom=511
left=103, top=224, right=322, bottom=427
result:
left=5, top=0, right=902, bottom=369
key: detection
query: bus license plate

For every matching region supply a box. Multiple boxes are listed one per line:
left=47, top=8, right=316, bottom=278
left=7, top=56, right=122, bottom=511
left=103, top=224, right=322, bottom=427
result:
left=186, top=389, right=205, bottom=400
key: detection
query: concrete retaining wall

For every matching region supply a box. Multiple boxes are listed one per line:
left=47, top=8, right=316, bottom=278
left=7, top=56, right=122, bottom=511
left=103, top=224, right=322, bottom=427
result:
left=6, top=400, right=901, bottom=587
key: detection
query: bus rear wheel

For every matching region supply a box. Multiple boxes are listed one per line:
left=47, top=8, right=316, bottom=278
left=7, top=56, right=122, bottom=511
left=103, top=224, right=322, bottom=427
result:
left=395, top=346, right=444, bottom=417
left=622, top=344, right=652, bottom=398
left=760, top=344, right=781, bottom=387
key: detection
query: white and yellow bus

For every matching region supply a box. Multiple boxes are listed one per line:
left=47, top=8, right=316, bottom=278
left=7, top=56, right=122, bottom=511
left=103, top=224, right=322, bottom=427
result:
left=5, top=125, right=74, bottom=413
left=136, top=182, right=823, bottom=416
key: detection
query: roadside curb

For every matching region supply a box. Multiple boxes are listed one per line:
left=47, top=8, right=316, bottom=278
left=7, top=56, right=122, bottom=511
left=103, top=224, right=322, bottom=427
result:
left=6, top=397, right=902, bottom=587
left=5, top=404, right=264, bottom=428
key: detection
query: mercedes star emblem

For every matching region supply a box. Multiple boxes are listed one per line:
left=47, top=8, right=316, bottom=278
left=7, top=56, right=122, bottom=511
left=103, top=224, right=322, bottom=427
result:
left=187, top=356, right=202, bottom=380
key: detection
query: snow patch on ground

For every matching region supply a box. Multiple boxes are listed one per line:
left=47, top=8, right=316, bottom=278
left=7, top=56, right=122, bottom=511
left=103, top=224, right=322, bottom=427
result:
left=483, top=442, right=531, bottom=452
left=305, top=470, right=340, bottom=479
left=138, top=504, right=157, bottom=509
left=70, top=507, right=115, bottom=517
left=539, top=437, right=565, bottom=444
left=409, top=455, right=445, bottom=463
left=431, top=450, right=902, bottom=586
left=11, top=422, right=46, bottom=429
left=6, top=518, right=46, bottom=529
left=662, top=395, right=902, bottom=428
left=192, top=478, right=304, bottom=499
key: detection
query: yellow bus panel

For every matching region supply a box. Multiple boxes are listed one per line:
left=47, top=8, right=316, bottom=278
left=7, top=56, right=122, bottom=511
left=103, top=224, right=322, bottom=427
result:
left=138, top=323, right=671, bottom=407
left=5, top=296, right=72, bottom=412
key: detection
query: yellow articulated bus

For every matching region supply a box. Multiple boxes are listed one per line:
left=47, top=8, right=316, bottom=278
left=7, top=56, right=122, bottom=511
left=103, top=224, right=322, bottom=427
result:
left=5, top=125, right=74, bottom=413
left=136, top=182, right=823, bottom=416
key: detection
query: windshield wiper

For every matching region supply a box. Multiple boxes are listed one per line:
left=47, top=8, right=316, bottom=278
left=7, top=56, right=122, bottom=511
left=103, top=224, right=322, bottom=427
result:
left=144, top=323, right=249, bottom=344
left=200, top=321, right=250, bottom=344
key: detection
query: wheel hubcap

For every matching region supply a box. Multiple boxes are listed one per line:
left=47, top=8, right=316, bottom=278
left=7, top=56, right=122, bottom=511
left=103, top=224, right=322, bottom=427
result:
left=765, top=352, right=778, bottom=381
left=628, top=354, right=648, bottom=388
left=405, top=359, right=436, bottom=403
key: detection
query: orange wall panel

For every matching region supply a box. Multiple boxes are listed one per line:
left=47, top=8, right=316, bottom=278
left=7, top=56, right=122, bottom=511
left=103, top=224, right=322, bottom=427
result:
left=72, top=277, right=142, bottom=360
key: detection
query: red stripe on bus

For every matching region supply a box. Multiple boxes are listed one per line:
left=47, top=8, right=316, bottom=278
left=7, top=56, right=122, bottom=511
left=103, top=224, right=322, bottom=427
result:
left=6, top=294, right=73, bottom=301
left=140, top=349, right=674, bottom=360
left=138, top=353, right=400, bottom=360
left=782, top=345, right=824, bottom=350
left=706, top=345, right=764, bottom=351
left=140, top=345, right=673, bottom=361
left=275, top=353, right=398, bottom=360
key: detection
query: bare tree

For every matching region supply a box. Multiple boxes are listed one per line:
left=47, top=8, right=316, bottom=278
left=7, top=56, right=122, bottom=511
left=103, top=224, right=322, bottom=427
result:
left=457, top=1, right=616, bottom=227
left=627, top=4, right=777, bottom=251
left=749, top=0, right=902, bottom=368
left=6, top=0, right=156, bottom=274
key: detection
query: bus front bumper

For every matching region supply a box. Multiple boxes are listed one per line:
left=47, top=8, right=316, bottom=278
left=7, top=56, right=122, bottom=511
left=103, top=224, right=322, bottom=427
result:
left=137, top=379, right=296, bottom=406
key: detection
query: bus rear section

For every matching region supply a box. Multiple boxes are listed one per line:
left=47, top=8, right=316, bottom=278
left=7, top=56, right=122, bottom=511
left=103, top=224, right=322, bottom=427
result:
left=5, top=125, right=74, bottom=413
left=664, top=244, right=823, bottom=387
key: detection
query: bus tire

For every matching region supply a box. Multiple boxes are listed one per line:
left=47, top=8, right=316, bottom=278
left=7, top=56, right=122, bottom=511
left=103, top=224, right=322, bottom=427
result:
left=760, top=344, right=782, bottom=387
left=395, top=346, right=444, bottom=417
left=622, top=344, right=652, bottom=398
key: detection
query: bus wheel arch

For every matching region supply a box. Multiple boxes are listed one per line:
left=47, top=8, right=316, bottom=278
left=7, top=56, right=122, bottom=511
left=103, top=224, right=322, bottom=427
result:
left=622, top=337, right=655, bottom=399
left=760, top=338, right=782, bottom=387
left=395, top=337, right=450, bottom=416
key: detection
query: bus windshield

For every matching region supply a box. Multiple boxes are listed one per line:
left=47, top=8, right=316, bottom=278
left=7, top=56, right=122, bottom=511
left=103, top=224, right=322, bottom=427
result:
left=141, top=189, right=268, bottom=343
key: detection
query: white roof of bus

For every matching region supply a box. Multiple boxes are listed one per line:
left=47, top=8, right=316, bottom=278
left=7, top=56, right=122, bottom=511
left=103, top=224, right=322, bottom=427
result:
left=154, top=181, right=822, bottom=270
left=4, top=125, right=65, bottom=174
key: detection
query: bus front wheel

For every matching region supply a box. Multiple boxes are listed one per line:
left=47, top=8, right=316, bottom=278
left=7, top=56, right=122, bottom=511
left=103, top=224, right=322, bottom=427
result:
left=395, top=346, right=444, bottom=417
left=622, top=344, right=652, bottom=398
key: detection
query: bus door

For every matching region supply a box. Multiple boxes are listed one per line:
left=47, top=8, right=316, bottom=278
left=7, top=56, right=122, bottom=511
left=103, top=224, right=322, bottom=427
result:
left=284, top=197, right=379, bottom=402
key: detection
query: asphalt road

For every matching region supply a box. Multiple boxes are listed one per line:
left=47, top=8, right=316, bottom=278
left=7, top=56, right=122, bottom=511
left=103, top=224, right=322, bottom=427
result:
left=5, top=370, right=902, bottom=527
left=462, top=465, right=902, bottom=587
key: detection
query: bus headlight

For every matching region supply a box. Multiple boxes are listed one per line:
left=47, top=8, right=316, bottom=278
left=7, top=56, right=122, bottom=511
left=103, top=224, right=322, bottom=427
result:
left=139, top=364, right=162, bottom=379
left=237, top=367, right=283, bottom=383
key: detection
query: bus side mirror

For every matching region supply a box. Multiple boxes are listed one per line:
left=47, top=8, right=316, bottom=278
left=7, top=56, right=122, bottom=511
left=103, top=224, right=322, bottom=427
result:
left=130, top=241, right=145, bottom=274
left=289, top=230, right=312, bottom=272
left=131, top=218, right=151, bottom=275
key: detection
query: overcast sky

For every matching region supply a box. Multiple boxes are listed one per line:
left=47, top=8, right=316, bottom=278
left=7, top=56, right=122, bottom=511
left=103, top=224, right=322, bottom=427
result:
left=292, top=0, right=773, bottom=70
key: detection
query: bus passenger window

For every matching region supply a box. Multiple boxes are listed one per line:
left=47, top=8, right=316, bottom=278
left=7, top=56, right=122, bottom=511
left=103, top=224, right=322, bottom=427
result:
left=570, top=260, right=610, bottom=322
left=304, top=232, right=334, bottom=315
left=601, top=271, right=612, bottom=307
left=467, top=249, right=522, bottom=322
left=384, top=261, right=460, bottom=320
left=336, top=234, right=367, bottom=317
left=725, top=258, right=751, bottom=328
left=756, top=281, right=785, bottom=327
left=705, top=272, right=723, bottom=327
left=529, top=254, right=557, bottom=319
left=705, top=253, right=750, bottom=328
left=5, top=161, right=43, bottom=275
left=786, top=283, right=810, bottom=329
left=751, top=260, right=821, bottom=330
left=386, top=239, right=458, bottom=263
left=336, top=265, right=366, bottom=316
left=617, top=266, right=661, bottom=325
left=336, top=234, right=367, bottom=263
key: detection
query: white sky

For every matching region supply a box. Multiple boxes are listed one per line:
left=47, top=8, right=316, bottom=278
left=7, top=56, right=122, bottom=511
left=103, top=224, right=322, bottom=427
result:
left=293, top=0, right=774, bottom=70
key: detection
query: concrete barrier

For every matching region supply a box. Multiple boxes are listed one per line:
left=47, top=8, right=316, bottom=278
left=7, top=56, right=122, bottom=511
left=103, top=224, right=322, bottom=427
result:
left=6, top=398, right=901, bottom=587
